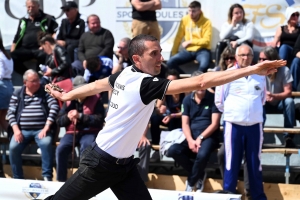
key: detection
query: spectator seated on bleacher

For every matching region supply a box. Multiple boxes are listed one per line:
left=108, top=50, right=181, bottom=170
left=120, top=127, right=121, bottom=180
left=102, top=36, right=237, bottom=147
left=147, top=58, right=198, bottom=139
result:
left=216, top=3, right=253, bottom=66
left=213, top=46, right=236, bottom=71
left=55, top=76, right=105, bottom=182
left=271, top=7, right=300, bottom=66
left=290, top=33, right=300, bottom=91
left=74, top=14, right=114, bottom=77
left=83, top=56, right=113, bottom=83
left=166, top=1, right=212, bottom=73
left=7, top=69, right=59, bottom=181
left=10, top=0, right=58, bottom=76
left=38, top=32, right=72, bottom=87
left=56, top=1, right=88, bottom=63
left=112, top=37, right=132, bottom=74
left=261, top=47, right=296, bottom=148
left=167, top=71, right=221, bottom=192
left=150, top=69, right=184, bottom=161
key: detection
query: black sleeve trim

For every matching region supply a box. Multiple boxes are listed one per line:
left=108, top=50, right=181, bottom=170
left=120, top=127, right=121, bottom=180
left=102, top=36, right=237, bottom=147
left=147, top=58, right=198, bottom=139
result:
left=108, top=71, right=121, bottom=89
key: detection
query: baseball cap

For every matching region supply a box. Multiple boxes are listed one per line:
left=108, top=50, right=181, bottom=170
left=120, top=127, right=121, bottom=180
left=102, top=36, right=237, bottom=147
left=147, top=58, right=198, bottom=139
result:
left=73, top=76, right=87, bottom=89
left=61, top=1, right=78, bottom=10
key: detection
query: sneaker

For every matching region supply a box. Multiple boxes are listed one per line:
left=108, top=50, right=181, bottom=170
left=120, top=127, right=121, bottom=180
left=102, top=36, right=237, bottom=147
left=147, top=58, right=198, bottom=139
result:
left=185, top=180, right=194, bottom=192
left=285, top=137, right=296, bottom=148
left=150, top=151, right=160, bottom=162
left=44, top=177, right=52, bottom=181
left=196, top=172, right=207, bottom=192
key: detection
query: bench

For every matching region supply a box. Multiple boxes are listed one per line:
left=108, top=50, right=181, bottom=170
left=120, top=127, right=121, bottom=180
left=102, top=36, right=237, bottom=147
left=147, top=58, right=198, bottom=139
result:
left=262, top=148, right=300, bottom=184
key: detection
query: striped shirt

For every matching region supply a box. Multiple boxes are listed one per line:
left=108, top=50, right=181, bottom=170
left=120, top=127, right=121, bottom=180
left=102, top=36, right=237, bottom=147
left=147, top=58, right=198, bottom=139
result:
left=7, top=90, right=59, bottom=130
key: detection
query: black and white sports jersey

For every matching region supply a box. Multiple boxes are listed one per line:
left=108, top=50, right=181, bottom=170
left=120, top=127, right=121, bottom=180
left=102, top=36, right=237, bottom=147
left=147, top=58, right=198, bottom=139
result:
left=95, top=65, right=171, bottom=158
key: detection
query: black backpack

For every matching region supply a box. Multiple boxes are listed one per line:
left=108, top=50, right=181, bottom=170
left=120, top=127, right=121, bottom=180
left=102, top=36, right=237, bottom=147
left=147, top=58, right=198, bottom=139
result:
left=7, top=86, right=58, bottom=141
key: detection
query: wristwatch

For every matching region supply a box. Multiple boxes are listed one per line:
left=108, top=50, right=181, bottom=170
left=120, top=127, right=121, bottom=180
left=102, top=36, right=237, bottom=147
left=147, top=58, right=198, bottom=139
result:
left=198, top=135, right=204, bottom=140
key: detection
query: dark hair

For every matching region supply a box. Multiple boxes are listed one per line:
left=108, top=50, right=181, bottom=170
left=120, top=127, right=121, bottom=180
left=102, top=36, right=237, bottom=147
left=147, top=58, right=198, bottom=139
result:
left=261, top=46, right=281, bottom=81
left=87, top=14, right=100, bottom=24
left=0, top=37, right=11, bottom=60
left=37, top=31, right=55, bottom=45
left=128, top=34, right=158, bottom=64
left=120, top=37, right=131, bottom=48
left=165, top=69, right=180, bottom=79
left=228, top=4, right=247, bottom=24
left=189, top=1, right=201, bottom=9
left=219, top=46, right=236, bottom=71
left=86, top=57, right=101, bottom=73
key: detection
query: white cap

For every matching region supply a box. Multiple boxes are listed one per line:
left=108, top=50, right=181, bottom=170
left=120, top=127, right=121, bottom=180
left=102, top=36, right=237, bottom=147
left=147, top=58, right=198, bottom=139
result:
left=285, top=7, right=299, bottom=24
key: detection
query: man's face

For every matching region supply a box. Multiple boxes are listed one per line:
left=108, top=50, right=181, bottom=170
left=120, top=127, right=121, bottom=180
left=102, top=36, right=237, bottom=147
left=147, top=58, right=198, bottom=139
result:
left=138, top=40, right=164, bottom=76
left=117, top=41, right=128, bottom=57
left=24, top=73, right=40, bottom=93
left=235, top=46, right=253, bottom=68
left=26, top=1, right=40, bottom=17
left=88, top=16, right=101, bottom=33
left=188, top=7, right=201, bottom=21
left=64, top=8, right=78, bottom=20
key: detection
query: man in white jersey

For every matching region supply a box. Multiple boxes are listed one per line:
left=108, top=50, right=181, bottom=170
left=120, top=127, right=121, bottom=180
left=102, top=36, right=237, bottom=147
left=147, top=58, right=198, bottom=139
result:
left=45, top=35, right=285, bottom=200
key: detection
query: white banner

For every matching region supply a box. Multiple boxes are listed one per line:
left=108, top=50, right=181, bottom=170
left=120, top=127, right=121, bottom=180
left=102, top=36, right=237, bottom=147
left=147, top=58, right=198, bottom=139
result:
left=0, top=0, right=300, bottom=58
left=0, top=178, right=241, bottom=200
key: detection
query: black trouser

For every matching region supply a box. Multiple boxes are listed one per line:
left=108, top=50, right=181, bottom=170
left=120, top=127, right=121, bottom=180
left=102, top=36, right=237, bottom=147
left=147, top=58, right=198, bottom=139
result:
left=45, top=142, right=152, bottom=200
left=66, top=44, right=77, bottom=63
left=215, top=41, right=229, bottom=66
left=11, top=47, right=47, bottom=75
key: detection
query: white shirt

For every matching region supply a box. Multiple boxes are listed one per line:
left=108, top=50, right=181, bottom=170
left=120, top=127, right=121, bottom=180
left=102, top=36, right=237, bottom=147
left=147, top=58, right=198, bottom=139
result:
left=215, top=65, right=266, bottom=126
left=219, top=20, right=254, bottom=45
left=96, top=66, right=170, bottom=158
left=0, top=50, right=13, bottom=80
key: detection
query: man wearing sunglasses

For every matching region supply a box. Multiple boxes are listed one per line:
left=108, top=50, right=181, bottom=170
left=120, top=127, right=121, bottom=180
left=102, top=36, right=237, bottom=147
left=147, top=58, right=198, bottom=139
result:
left=260, top=46, right=295, bottom=148
left=56, top=1, right=88, bottom=62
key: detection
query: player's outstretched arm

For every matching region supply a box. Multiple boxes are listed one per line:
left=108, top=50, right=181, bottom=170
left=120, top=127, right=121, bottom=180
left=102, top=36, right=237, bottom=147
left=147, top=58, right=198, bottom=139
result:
left=45, top=77, right=111, bottom=102
left=166, top=60, right=286, bottom=95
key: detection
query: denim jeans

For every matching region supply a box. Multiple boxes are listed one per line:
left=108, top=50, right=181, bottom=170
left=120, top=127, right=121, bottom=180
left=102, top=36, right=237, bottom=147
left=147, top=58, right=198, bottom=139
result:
left=167, top=49, right=211, bottom=73
left=9, top=129, right=53, bottom=179
left=46, top=143, right=152, bottom=200
left=279, top=44, right=294, bottom=66
left=263, top=98, right=296, bottom=138
left=56, top=133, right=97, bottom=181
left=290, top=57, right=300, bottom=91
left=167, top=138, right=218, bottom=186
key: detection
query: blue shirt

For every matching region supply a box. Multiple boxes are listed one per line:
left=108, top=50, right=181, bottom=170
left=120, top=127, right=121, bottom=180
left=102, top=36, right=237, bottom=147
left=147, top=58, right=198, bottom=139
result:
left=83, top=56, right=113, bottom=83
left=182, top=90, right=221, bottom=139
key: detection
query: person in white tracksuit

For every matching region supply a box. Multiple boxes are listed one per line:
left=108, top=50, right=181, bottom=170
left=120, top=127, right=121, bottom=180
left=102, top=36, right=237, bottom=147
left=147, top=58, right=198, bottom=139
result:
left=215, top=44, right=267, bottom=200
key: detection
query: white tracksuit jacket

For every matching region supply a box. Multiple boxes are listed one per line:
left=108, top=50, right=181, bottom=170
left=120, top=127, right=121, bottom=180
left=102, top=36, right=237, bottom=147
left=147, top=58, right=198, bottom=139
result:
left=215, top=64, right=266, bottom=126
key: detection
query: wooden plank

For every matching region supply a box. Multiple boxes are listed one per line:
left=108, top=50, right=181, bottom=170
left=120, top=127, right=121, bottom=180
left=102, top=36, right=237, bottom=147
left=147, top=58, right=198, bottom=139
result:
left=3, top=165, right=77, bottom=181
left=292, top=92, right=300, bottom=97
left=220, top=126, right=300, bottom=134
left=146, top=174, right=300, bottom=200
left=151, top=145, right=160, bottom=151
left=262, top=148, right=299, bottom=154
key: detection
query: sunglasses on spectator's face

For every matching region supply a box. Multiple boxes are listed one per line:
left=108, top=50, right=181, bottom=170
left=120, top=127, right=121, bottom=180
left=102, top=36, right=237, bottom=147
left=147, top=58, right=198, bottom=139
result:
left=224, top=56, right=235, bottom=61
left=118, top=46, right=126, bottom=50
left=259, top=57, right=267, bottom=61
left=292, top=13, right=299, bottom=17
left=64, top=9, right=70, bottom=12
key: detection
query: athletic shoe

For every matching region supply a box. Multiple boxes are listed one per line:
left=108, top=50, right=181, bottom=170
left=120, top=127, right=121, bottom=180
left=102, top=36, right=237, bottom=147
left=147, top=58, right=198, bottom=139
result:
left=196, top=172, right=207, bottom=192
left=185, top=180, right=194, bottom=192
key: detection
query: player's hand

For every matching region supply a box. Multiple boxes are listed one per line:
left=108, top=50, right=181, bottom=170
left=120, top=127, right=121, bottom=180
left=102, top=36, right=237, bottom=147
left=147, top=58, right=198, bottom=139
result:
left=252, top=60, right=286, bottom=76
